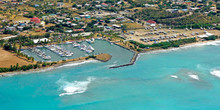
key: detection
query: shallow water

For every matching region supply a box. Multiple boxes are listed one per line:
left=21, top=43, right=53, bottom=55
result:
left=22, top=40, right=134, bottom=65
left=1, top=41, right=220, bottom=109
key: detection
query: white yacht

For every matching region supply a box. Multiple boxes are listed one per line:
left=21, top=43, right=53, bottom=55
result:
left=86, top=38, right=95, bottom=44
left=72, top=42, right=80, bottom=48
left=80, top=44, right=87, bottom=51
left=46, top=45, right=73, bottom=57
left=85, top=45, right=95, bottom=53
left=31, top=48, right=51, bottom=60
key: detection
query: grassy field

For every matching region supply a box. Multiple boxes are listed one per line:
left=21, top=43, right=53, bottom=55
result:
left=20, top=30, right=47, bottom=36
left=10, top=16, right=30, bottom=22
left=123, top=23, right=144, bottom=29
left=45, top=23, right=55, bottom=28
left=17, top=5, right=36, bottom=12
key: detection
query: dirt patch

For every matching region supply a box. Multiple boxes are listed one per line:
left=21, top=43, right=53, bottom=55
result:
left=123, top=23, right=144, bottom=29
left=95, top=54, right=112, bottom=62
left=0, top=48, right=32, bottom=68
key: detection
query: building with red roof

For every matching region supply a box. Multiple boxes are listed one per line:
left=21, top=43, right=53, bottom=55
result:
left=147, top=20, right=156, bottom=27
left=73, top=29, right=84, bottom=32
left=101, top=3, right=108, bottom=7
left=30, top=17, right=41, bottom=24
left=147, top=20, right=156, bottom=24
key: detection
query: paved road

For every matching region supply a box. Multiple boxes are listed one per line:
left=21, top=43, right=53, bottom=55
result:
left=0, top=35, right=17, bottom=40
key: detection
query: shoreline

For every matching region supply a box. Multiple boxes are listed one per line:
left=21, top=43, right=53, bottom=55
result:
left=1, top=39, right=220, bottom=76
left=109, top=39, right=220, bottom=69
left=0, top=53, right=111, bottom=77
left=0, top=59, right=98, bottom=77
left=140, top=39, right=220, bottom=55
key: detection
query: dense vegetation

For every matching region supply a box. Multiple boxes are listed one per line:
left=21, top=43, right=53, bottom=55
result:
left=3, top=44, right=17, bottom=52
left=3, top=30, right=18, bottom=35
left=158, top=14, right=220, bottom=26
left=132, top=9, right=188, bottom=21
left=0, top=62, right=57, bottom=73
left=204, top=35, right=218, bottom=40
left=8, top=33, right=50, bottom=46
left=130, top=38, right=197, bottom=50
left=85, top=55, right=97, bottom=60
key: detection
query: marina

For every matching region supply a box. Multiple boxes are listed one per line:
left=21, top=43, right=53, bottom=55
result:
left=73, top=40, right=95, bottom=53
left=21, top=40, right=134, bottom=64
left=45, top=45, right=74, bottom=57
left=30, top=48, right=51, bottom=60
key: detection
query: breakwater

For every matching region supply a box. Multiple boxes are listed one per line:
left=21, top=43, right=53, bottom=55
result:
left=108, top=41, right=139, bottom=69
left=109, top=52, right=138, bottom=69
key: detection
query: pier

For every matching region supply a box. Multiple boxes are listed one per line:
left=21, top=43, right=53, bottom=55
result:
left=109, top=52, right=139, bottom=69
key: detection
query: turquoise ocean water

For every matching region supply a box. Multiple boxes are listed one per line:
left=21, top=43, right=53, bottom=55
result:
left=1, top=40, right=220, bottom=110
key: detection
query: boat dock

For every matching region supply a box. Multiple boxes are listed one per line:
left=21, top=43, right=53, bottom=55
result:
left=30, top=48, right=51, bottom=60
left=45, top=45, right=73, bottom=57
left=109, top=52, right=139, bottom=69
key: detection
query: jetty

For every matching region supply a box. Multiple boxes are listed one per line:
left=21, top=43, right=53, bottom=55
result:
left=109, top=52, right=139, bottom=69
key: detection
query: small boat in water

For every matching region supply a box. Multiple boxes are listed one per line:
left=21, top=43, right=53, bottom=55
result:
left=86, top=38, right=95, bottom=44
left=80, top=44, right=87, bottom=51
left=46, top=45, right=74, bottom=57
left=96, top=37, right=102, bottom=40
left=85, top=45, right=95, bottom=53
left=31, top=47, right=51, bottom=60
left=85, top=49, right=93, bottom=53
left=65, top=41, right=72, bottom=44
left=72, top=42, right=80, bottom=48
left=87, top=45, right=94, bottom=51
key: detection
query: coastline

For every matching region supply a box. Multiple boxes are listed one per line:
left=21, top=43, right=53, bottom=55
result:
left=1, top=39, right=220, bottom=76
left=0, top=59, right=99, bottom=77
left=0, top=53, right=111, bottom=77
left=109, top=39, right=220, bottom=69
left=140, top=39, right=220, bottom=55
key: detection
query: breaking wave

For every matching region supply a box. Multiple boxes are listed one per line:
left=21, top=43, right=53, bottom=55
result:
left=210, top=69, right=220, bottom=78
left=58, top=60, right=98, bottom=68
left=170, top=75, right=178, bottom=79
left=58, top=77, right=96, bottom=96
left=188, top=74, right=200, bottom=80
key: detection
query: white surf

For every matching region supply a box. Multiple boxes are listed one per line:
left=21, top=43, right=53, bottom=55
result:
left=58, top=77, right=96, bottom=96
